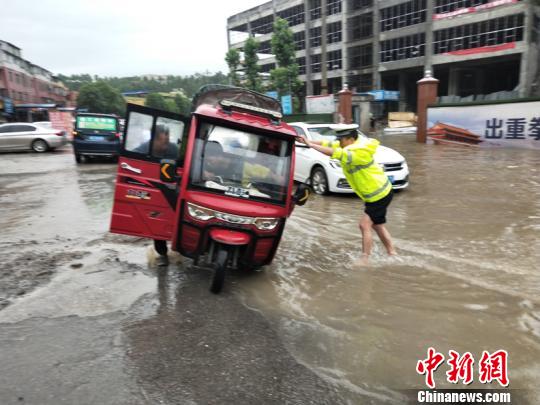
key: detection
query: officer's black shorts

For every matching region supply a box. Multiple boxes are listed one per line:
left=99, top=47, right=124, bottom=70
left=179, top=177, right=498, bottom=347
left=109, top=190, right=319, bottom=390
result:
left=364, top=191, right=393, bottom=225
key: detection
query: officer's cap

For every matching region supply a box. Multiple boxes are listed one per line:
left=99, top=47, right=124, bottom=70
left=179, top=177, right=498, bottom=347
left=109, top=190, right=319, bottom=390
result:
left=334, top=125, right=359, bottom=139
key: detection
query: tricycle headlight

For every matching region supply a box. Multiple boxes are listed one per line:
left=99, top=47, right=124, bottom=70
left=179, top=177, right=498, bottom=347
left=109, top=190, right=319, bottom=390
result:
left=254, top=217, right=279, bottom=231
left=214, top=212, right=253, bottom=225
left=187, top=203, right=215, bottom=221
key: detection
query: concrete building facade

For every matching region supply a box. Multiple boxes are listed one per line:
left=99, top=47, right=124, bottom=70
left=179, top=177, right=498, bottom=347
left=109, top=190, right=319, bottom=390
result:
left=227, top=0, right=540, bottom=111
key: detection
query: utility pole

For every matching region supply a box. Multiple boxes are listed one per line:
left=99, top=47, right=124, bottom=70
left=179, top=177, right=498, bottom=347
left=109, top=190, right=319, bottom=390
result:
left=321, top=0, right=328, bottom=95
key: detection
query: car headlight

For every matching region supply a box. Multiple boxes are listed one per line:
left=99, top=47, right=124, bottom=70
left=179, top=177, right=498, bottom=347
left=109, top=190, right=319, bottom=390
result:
left=329, top=159, right=341, bottom=169
left=187, top=203, right=214, bottom=221
left=254, top=218, right=279, bottom=231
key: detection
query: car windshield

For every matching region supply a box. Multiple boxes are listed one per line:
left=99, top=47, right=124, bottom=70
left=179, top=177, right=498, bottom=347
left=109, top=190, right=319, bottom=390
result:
left=189, top=122, right=291, bottom=203
left=307, top=126, right=366, bottom=142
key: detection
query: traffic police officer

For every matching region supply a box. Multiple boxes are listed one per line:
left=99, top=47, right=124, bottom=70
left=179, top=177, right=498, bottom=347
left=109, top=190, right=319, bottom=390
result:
left=299, top=126, right=396, bottom=265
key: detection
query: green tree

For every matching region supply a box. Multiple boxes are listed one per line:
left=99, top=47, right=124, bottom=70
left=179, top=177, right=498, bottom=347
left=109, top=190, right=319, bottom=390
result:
left=77, top=81, right=125, bottom=116
left=269, top=17, right=303, bottom=110
left=145, top=93, right=168, bottom=111
left=243, top=37, right=261, bottom=92
left=225, top=48, right=241, bottom=86
left=174, top=93, right=191, bottom=115
left=164, top=99, right=179, bottom=113
left=271, top=17, right=296, bottom=68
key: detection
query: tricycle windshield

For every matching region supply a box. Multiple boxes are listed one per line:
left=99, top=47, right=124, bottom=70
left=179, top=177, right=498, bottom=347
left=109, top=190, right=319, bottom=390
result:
left=189, top=122, right=291, bottom=204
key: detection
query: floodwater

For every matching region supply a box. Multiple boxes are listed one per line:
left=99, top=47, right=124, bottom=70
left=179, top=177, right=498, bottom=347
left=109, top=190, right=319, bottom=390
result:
left=237, top=135, right=540, bottom=403
left=0, top=137, right=539, bottom=404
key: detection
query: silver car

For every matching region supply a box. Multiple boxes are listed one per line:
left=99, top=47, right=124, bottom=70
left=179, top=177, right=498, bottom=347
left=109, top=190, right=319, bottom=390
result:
left=0, top=122, right=68, bottom=153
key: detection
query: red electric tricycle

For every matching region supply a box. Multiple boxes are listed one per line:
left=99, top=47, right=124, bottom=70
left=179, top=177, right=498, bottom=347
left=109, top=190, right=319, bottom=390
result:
left=109, top=86, right=310, bottom=293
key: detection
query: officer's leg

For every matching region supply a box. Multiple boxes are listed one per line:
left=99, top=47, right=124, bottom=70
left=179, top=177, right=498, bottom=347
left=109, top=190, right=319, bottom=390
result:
left=373, top=224, right=396, bottom=255
left=153, top=239, right=169, bottom=266
left=358, top=214, right=374, bottom=265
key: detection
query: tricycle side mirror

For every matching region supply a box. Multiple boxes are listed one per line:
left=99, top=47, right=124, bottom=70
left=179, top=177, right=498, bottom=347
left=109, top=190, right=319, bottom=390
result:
left=160, top=159, right=179, bottom=183
left=293, top=183, right=311, bottom=206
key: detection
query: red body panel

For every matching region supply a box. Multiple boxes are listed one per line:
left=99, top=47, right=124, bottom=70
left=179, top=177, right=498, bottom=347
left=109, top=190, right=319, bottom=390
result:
left=110, top=157, right=182, bottom=240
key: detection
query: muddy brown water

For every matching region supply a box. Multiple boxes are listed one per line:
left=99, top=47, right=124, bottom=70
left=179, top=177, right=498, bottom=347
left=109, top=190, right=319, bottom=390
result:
left=0, top=138, right=539, bottom=404
left=238, top=135, right=540, bottom=403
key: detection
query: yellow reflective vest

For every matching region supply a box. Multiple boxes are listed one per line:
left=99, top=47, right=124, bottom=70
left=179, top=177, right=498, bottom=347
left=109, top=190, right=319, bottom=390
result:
left=322, top=138, right=392, bottom=202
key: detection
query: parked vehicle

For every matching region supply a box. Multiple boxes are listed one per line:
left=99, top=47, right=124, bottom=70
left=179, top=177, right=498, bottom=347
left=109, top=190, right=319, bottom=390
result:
left=0, top=122, right=67, bottom=152
left=72, top=113, right=121, bottom=163
left=33, top=121, right=53, bottom=128
left=109, top=85, right=310, bottom=293
left=289, top=122, right=410, bottom=195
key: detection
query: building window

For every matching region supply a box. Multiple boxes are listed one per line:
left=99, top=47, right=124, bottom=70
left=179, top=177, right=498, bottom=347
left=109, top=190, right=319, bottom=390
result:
left=310, top=0, right=322, bottom=20
left=259, top=40, right=272, bottom=54
left=260, top=63, right=276, bottom=73
left=9, top=71, right=13, bottom=82
left=327, top=0, right=342, bottom=15
left=349, top=0, right=373, bottom=11
left=297, top=57, right=306, bottom=75
left=327, top=50, right=342, bottom=70
left=349, top=44, right=373, bottom=69
left=311, top=54, right=322, bottom=73
left=277, top=5, right=305, bottom=27
left=349, top=13, right=373, bottom=41
left=310, top=26, right=322, bottom=47
left=433, top=14, right=525, bottom=54
left=380, top=33, right=425, bottom=62
left=294, top=31, right=306, bottom=51
left=251, top=15, right=274, bottom=35
left=328, top=22, right=342, bottom=43
left=380, top=0, right=427, bottom=32
left=348, top=74, right=373, bottom=92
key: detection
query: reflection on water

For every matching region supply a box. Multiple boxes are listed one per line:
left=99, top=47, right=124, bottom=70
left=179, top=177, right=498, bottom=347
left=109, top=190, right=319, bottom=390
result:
left=237, top=135, right=540, bottom=403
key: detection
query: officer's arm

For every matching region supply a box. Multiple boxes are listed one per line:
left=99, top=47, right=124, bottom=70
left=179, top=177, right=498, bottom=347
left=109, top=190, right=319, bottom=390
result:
left=307, top=142, right=334, bottom=156
left=305, top=139, right=338, bottom=156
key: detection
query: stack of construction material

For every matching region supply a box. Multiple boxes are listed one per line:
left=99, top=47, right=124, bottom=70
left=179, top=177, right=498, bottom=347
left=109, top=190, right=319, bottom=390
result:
left=388, top=112, right=416, bottom=128
left=384, top=112, right=417, bottom=134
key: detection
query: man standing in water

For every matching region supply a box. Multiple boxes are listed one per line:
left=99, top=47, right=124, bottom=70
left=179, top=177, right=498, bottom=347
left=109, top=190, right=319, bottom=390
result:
left=299, top=127, right=396, bottom=265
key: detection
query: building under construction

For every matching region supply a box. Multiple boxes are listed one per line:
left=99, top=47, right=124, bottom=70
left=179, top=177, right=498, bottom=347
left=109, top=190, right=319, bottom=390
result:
left=227, top=0, right=540, bottom=111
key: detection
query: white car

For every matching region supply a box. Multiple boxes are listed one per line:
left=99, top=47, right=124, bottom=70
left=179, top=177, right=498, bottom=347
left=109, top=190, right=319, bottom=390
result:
left=290, top=122, right=409, bottom=195
left=0, top=122, right=68, bottom=153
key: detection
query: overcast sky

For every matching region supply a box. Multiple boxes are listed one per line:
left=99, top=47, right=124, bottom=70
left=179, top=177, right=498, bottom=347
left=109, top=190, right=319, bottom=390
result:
left=1, top=0, right=265, bottom=77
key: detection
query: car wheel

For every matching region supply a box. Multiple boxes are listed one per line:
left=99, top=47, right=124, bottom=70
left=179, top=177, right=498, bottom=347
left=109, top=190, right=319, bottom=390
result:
left=31, top=139, right=49, bottom=153
left=311, top=167, right=329, bottom=195
left=75, top=153, right=82, bottom=163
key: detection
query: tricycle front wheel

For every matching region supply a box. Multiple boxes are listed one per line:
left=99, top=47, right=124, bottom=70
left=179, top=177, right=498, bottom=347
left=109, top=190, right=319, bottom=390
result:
left=210, top=249, right=228, bottom=294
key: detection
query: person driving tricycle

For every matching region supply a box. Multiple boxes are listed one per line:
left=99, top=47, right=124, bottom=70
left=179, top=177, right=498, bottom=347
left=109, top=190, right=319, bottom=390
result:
left=201, top=136, right=285, bottom=199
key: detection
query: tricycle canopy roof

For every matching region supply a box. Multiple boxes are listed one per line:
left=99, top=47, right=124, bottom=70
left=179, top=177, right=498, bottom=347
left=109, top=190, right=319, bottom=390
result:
left=191, top=85, right=282, bottom=115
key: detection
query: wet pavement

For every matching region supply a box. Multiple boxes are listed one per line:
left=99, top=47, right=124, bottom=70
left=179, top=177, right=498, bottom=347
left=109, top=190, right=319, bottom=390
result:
left=0, top=139, right=539, bottom=404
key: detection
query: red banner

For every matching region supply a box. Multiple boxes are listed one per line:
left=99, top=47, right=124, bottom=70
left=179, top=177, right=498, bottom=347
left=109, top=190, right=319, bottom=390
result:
left=433, top=0, right=518, bottom=20
left=445, top=42, right=516, bottom=56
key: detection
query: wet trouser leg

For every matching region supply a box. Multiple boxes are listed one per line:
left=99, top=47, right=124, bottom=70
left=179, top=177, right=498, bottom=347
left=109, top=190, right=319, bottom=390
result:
left=154, top=239, right=168, bottom=256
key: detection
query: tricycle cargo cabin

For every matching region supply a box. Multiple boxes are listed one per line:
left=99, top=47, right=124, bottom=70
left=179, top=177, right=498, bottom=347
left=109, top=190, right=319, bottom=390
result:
left=109, top=86, right=310, bottom=293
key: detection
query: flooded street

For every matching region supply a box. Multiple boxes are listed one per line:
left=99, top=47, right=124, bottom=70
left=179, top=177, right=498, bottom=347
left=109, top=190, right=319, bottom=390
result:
left=0, top=138, right=539, bottom=404
left=239, top=135, right=540, bottom=403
